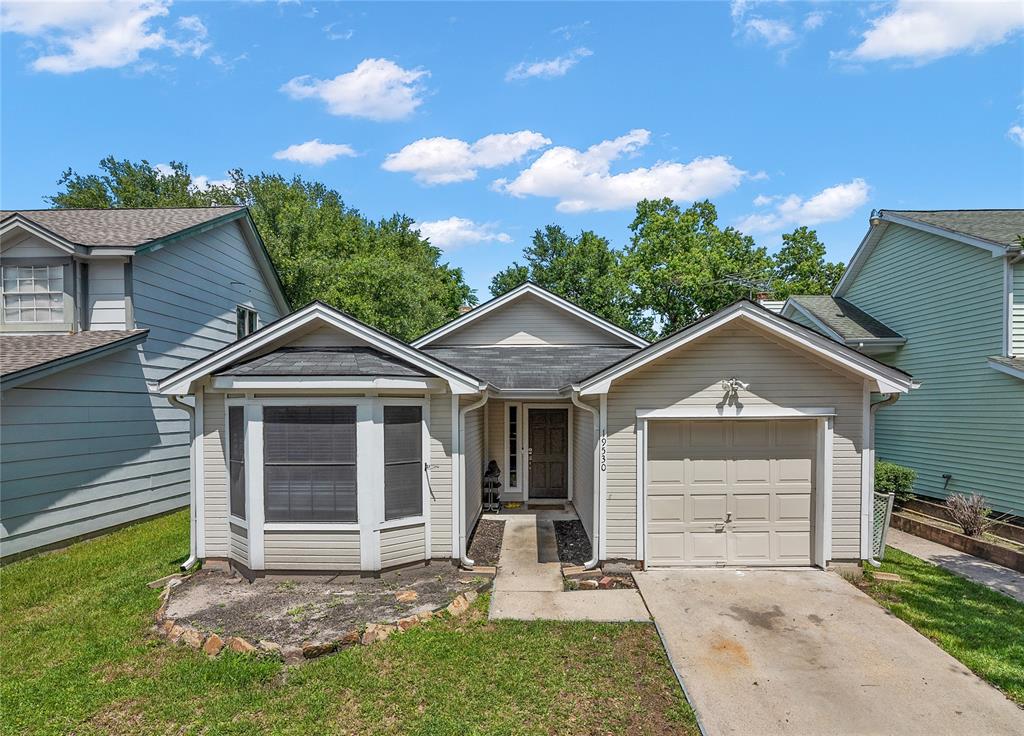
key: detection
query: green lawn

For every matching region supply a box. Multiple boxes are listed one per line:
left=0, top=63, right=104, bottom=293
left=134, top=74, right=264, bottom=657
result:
left=0, top=511, right=696, bottom=736
left=862, top=546, right=1024, bottom=705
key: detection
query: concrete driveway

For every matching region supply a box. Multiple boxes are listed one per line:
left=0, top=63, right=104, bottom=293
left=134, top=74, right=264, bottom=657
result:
left=635, top=569, right=1023, bottom=736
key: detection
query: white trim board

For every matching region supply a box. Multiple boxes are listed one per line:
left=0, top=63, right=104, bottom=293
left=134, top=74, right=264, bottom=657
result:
left=577, top=301, right=914, bottom=396
left=636, top=406, right=836, bottom=419
left=411, top=282, right=649, bottom=348
left=211, top=376, right=447, bottom=392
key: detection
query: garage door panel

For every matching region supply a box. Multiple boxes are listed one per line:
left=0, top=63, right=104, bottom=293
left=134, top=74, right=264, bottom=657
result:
left=690, top=493, right=728, bottom=521
left=647, top=419, right=816, bottom=567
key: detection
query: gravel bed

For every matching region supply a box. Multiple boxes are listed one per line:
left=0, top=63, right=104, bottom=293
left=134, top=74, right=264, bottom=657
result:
left=467, top=519, right=504, bottom=565
left=553, top=519, right=592, bottom=565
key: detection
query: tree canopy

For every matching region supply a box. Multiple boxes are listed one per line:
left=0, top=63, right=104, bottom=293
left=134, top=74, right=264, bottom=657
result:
left=49, top=157, right=475, bottom=341
left=769, top=226, right=845, bottom=298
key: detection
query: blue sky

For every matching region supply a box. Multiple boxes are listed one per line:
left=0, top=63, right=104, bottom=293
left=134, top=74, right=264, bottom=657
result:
left=2, top=1, right=1023, bottom=297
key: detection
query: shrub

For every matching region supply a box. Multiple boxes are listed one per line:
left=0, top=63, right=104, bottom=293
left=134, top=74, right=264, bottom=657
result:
left=875, top=461, right=916, bottom=507
left=945, top=493, right=993, bottom=538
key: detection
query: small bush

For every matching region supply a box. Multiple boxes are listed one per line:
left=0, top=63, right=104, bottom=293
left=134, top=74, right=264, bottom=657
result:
left=945, top=493, right=993, bottom=538
left=875, top=461, right=916, bottom=507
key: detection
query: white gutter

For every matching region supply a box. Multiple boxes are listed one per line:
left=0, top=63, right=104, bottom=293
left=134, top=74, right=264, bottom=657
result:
left=457, top=393, right=489, bottom=568
left=866, top=392, right=903, bottom=568
left=168, top=395, right=199, bottom=572
left=570, top=390, right=601, bottom=570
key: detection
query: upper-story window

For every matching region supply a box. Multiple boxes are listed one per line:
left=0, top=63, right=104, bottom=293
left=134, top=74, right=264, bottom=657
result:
left=236, top=306, right=259, bottom=339
left=2, top=265, right=64, bottom=323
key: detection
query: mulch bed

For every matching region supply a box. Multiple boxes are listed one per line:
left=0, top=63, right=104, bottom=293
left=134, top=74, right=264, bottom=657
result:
left=467, top=518, right=504, bottom=565
left=553, top=520, right=592, bottom=565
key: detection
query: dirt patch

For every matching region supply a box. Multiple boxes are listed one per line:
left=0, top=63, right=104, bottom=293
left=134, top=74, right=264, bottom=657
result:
left=707, top=635, right=752, bottom=668
left=553, top=519, right=591, bottom=565
left=165, top=565, right=490, bottom=647
left=467, top=519, right=504, bottom=565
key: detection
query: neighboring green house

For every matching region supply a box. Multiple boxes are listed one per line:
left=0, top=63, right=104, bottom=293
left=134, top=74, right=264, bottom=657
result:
left=782, top=209, right=1024, bottom=517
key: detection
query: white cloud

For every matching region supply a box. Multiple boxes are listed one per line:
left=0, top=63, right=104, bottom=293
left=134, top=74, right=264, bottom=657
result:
left=752, top=193, right=778, bottom=207
left=273, top=139, right=358, bottom=166
left=838, top=1, right=1024, bottom=65
left=1009, top=124, right=1024, bottom=147
left=736, top=178, right=870, bottom=234
left=382, top=131, right=551, bottom=185
left=744, top=18, right=795, bottom=47
left=506, top=47, right=592, bottom=81
left=155, top=163, right=231, bottom=190
left=323, top=23, right=353, bottom=41
left=281, top=58, right=429, bottom=121
left=0, top=0, right=211, bottom=74
left=495, top=129, right=746, bottom=214
left=416, top=217, right=512, bottom=251
left=803, top=11, right=826, bottom=31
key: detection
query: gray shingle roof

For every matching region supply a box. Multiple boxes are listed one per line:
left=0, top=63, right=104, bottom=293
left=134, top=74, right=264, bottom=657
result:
left=788, top=296, right=903, bottom=341
left=420, top=345, right=639, bottom=390
left=0, top=330, right=147, bottom=378
left=216, top=347, right=435, bottom=377
left=0, top=207, right=244, bottom=248
left=883, top=210, right=1024, bottom=248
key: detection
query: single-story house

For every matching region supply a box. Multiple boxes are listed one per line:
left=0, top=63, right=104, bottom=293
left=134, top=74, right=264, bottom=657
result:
left=158, top=283, right=914, bottom=574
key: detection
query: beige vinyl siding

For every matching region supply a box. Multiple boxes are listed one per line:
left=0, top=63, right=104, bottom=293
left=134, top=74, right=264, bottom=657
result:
left=1013, top=261, right=1024, bottom=357
left=264, top=530, right=361, bottom=570
left=86, top=259, right=128, bottom=330
left=573, top=398, right=597, bottom=543
left=486, top=400, right=505, bottom=472
left=843, top=224, right=1024, bottom=514
left=604, top=323, right=865, bottom=561
left=228, top=522, right=249, bottom=566
left=380, top=523, right=426, bottom=568
left=202, top=389, right=230, bottom=558
left=433, top=294, right=634, bottom=346
left=463, top=398, right=485, bottom=536
left=428, top=393, right=453, bottom=558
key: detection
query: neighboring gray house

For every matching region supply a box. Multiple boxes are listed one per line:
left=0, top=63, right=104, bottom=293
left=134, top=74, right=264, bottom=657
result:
left=157, top=283, right=913, bottom=576
left=1, top=207, right=288, bottom=559
left=781, top=209, right=1024, bottom=516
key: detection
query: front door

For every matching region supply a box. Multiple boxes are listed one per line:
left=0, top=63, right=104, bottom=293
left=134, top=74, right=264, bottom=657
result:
left=528, top=408, right=568, bottom=499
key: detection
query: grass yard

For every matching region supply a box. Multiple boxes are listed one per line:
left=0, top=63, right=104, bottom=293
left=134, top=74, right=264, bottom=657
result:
left=0, top=511, right=696, bottom=736
left=861, top=546, right=1024, bottom=706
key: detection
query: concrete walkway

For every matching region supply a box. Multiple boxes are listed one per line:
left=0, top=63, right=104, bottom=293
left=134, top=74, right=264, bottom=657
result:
left=487, top=511, right=649, bottom=622
left=636, top=569, right=1024, bottom=736
left=887, top=528, right=1024, bottom=603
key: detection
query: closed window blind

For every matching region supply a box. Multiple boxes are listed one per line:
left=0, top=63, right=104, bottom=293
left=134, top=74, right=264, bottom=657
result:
left=228, top=406, right=246, bottom=520
left=263, top=406, right=357, bottom=522
left=384, top=406, right=423, bottom=521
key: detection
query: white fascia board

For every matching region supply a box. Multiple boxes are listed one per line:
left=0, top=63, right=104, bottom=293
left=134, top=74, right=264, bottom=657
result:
left=158, top=302, right=483, bottom=395
left=636, top=406, right=836, bottom=419
left=834, top=221, right=885, bottom=296
left=411, top=282, right=648, bottom=348
left=577, top=303, right=914, bottom=396
left=235, top=216, right=291, bottom=315
left=210, top=376, right=447, bottom=391
left=0, top=216, right=79, bottom=255
left=988, top=359, right=1024, bottom=380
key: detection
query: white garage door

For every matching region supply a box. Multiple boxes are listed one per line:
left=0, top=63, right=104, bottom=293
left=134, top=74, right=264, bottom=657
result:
left=646, top=419, right=816, bottom=567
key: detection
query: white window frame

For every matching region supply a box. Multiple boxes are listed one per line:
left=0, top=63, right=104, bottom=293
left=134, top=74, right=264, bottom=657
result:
left=224, top=401, right=247, bottom=527
left=504, top=401, right=523, bottom=496
left=227, top=395, right=430, bottom=571
left=0, top=261, right=74, bottom=332
left=236, top=305, right=259, bottom=340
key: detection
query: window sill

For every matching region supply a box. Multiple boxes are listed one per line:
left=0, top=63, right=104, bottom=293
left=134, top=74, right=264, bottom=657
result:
left=263, top=522, right=360, bottom=532
left=377, top=516, right=425, bottom=531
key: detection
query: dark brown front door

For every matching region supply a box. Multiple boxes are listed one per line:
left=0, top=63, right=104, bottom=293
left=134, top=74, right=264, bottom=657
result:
left=528, top=408, right=568, bottom=499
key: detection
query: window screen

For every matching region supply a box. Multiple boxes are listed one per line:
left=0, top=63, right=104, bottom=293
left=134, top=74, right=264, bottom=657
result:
left=263, top=406, right=357, bottom=522
left=228, top=406, right=246, bottom=520
left=384, top=406, right=423, bottom=521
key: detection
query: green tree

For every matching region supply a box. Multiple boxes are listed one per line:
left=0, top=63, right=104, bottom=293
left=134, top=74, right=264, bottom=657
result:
left=770, top=226, right=845, bottom=298
left=621, top=199, right=772, bottom=336
left=489, top=225, right=638, bottom=334
left=49, top=157, right=475, bottom=341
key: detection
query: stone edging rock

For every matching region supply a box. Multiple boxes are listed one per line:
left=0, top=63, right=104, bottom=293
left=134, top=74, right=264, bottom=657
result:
left=151, top=576, right=493, bottom=665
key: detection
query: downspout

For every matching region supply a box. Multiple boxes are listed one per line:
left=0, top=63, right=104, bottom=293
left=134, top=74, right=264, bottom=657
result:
left=168, top=394, right=199, bottom=571
left=457, top=392, right=489, bottom=569
left=866, top=391, right=902, bottom=568
left=570, top=390, right=601, bottom=570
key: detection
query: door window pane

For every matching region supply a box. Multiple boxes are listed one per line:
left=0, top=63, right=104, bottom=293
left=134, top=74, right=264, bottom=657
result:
left=508, top=405, right=518, bottom=487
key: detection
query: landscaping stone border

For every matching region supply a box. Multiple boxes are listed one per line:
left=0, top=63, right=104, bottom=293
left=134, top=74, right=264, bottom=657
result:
left=151, top=572, right=494, bottom=665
